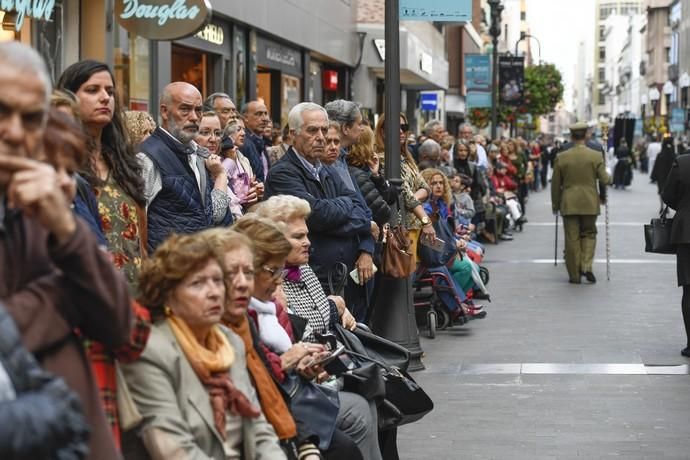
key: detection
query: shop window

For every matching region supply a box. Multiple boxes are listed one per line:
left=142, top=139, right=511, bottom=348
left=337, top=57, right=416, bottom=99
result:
left=234, top=27, right=247, bottom=106
left=114, top=31, right=151, bottom=112
left=281, top=75, right=300, bottom=128
left=172, top=44, right=211, bottom=96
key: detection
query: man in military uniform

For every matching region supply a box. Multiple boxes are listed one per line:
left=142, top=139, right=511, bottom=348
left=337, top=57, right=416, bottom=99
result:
left=551, top=122, right=610, bottom=284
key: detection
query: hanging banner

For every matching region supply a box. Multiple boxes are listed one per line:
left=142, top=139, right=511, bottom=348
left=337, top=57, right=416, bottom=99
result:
left=115, top=0, right=212, bottom=41
left=400, top=0, right=472, bottom=22
left=465, top=54, right=491, bottom=109
left=498, top=56, right=524, bottom=106
left=670, top=107, right=686, bottom=133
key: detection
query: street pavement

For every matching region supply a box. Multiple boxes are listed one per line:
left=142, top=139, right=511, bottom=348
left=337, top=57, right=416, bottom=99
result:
left=397, top=168, right=690, bottom=459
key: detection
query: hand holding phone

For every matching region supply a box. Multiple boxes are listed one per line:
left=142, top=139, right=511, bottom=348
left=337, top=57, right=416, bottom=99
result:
left=420, top=236, right=446, bottom=252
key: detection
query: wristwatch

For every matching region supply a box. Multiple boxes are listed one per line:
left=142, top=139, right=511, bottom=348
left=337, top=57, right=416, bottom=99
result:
left=420, top=216, right=432, bottom=226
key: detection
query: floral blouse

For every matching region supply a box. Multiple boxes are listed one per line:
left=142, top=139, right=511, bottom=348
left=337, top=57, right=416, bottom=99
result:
left=400, top=158, right=430, bottom=230
left=93, top=174, right=142, bottom=291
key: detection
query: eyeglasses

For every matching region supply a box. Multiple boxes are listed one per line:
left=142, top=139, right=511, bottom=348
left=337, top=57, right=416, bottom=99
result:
left=262, top=266, right=289, bottom=281
left=198, top=129, right=222, bottom=138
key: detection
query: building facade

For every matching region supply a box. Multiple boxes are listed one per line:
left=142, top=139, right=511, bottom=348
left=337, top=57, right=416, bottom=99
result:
left=354, top=0, right=449, bottom=131
left=593, top=0, right=643, bottom=119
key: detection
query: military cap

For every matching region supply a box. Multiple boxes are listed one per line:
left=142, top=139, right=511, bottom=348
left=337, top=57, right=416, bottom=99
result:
left=569, top=121, right=589, bottom=132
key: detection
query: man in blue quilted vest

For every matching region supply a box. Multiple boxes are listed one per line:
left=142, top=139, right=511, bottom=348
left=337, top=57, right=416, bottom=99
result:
left=138, top=82, right=232, bottom=252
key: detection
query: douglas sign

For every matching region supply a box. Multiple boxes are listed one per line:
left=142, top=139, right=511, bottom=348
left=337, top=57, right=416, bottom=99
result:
left=115, top=0, right=212, bottom=41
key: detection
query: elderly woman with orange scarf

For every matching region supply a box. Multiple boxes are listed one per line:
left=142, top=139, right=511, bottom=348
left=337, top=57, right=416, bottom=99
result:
left=209, top=218, right=364, bottom=460
left=119, top=232, right=285, bottom=459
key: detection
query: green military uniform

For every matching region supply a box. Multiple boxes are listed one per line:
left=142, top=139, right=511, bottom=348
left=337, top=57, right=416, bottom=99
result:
left=551, top=125, right=610, bottom=283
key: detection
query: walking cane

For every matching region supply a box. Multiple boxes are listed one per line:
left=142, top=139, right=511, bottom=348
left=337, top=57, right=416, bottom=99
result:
left=600, top=120, right=611, bottom=281
left=554, top=213, right=558, bottom=266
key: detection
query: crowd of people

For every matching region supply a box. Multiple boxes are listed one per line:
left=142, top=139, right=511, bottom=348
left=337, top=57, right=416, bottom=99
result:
left=0, top=41, right=548, bottom=460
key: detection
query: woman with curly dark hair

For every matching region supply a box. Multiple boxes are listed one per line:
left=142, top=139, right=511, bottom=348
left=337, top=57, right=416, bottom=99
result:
left=57, top=60, right=146, bottom=288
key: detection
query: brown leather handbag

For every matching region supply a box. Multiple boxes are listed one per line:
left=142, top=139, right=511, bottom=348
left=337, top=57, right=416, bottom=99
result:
left=381, top=217, right=415, bottom=278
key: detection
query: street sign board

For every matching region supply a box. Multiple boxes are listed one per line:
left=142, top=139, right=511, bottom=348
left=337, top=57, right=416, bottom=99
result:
left=400, top=0, right=472, bottom=22
left=421, top=92, right=439, bottom=111
left=465, top=54, right=491, bottom=109
left=671, top=107, right=686, bottom=133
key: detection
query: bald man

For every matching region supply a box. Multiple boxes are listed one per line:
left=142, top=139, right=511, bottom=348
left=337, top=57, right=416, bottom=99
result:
left=137, top=82, right=232, bottom=251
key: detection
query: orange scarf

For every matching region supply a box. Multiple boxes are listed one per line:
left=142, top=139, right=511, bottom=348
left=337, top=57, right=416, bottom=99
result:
left=167, top=315, right=261, bottom=439
left=227, top=315, right=298, bottom=440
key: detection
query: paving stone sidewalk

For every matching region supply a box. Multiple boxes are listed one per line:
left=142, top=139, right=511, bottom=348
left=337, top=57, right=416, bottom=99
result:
left=397, top=173, right=690, bottom=459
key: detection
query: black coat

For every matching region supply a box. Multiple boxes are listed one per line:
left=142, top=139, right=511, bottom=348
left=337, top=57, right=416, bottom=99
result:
left=651, top=147, right=676, bottom=195
left=662, top=154, right=690, bottom=245
left=348, top=166, right=398, bottom=227
left=0, top=302, right=89, bottom=459
left=265, top=148, right=374, bottom=282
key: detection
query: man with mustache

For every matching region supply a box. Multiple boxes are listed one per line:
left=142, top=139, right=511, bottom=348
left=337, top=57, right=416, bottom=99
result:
left=264, top=102, right=373, bottom=307
left=138, top=82, right=232, bottom=252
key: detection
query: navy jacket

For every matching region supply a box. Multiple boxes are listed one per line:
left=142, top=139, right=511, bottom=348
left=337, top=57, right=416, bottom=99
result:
left=243, top=131, right=268, bottom=182
left=265, top=148, right=374, bottom=282
left=140, top=128, right=226, bottom=252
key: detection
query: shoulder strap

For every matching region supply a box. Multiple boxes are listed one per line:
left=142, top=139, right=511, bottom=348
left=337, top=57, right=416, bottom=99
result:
left=136, top=204, right=148, bottom=258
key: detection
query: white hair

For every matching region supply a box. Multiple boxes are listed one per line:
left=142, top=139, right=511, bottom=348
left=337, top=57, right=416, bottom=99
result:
left=423, top=119, right=443, bottom=136
left=288, top=102, right=328, bottom=134
left=252, top=195, right=311, bottom=223
left=0, top=42, right=51, bottom=104
left=419, top=139, right=441, bottom=158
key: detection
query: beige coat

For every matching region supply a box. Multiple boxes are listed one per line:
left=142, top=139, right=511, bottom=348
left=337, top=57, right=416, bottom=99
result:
left=120, top=321, right=286, bottom=460
left=551, top=144, right=610, bottom=216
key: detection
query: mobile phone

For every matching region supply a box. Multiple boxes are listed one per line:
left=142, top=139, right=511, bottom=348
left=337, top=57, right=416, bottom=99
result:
left=314, top=345, right=346, bottom=367
left=420, top=236, right=445, bottom=252
left=349, top=264, right=378, bottom=284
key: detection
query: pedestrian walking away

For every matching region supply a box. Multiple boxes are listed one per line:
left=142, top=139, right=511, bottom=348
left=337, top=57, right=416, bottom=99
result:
left=551, top=122, right=610, bottom=284
left=661, top=154, right=690, bottom=357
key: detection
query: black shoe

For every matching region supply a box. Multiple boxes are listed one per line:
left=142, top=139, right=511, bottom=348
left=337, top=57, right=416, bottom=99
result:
left=569, top=279, right=581, bottom=284
left=681, top=347, right=690, bottom=358
left=582, top=272, right=596, bottom=283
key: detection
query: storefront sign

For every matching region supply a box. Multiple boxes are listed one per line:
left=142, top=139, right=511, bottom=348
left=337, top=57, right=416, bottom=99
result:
left=256, top=36, right=302, bottom=77
left=1, top=0, right=56, bottom=31
left=195, top=23, right=223, bottom=45
left=115, top=0, right=212, bottom=41
left=323, top=70, right=338, bottom=91
left=373, top=39, right=385, bottom=61
left=419, top=52, right=433, bottom=74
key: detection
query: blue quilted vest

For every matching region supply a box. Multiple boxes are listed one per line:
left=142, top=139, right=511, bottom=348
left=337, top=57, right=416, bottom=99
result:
left=140, top=128, right=215, bottom=252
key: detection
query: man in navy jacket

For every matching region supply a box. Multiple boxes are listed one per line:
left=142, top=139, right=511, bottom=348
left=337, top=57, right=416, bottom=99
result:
left=265, top=102, right=375, bottom=320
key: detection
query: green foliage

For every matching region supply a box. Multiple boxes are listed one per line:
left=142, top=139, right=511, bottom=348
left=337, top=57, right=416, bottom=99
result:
left=467, top=63, right=564, bottom=129
left=522, top=63, right=564, bottom=117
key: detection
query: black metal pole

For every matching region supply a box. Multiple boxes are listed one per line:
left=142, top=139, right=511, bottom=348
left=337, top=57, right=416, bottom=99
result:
left=489, top=0, right=503, bottom=140
left=371, top=0, right=425, bottom=371
left=491, top=37, right=499, bottom=140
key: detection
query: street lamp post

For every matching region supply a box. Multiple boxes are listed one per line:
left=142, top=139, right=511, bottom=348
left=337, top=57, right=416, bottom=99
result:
left=488, top=0, right=503, bottom=140
left=370, top=0, right=425, bottom=371
left=515, top=32, right=542, bottom=64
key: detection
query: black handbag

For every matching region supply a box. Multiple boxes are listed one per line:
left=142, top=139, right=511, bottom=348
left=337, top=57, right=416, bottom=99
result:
left=333, top=325, right=433, bottom=430
left=282, top=373, right=340, bottom=451
left=644, top=207, right=675, bottom=254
